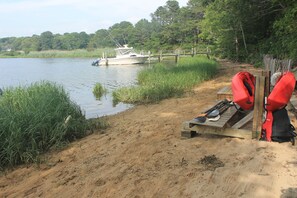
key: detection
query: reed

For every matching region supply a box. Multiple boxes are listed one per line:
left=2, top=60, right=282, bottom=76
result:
left=0, top=48, right=115, bottom=58
left=0, top=81, right=89, bottom=168
left=25, top=49, right=115, bottom=58
left=113, top=56, right=218, bottom=104
left=93, top=83, right=107, bottom=99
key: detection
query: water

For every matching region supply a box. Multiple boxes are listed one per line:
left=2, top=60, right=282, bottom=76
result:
left=0, top=58, right=146, bottom=118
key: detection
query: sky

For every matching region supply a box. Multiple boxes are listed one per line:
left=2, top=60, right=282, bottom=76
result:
left=0, top=0, right=188, bottom=38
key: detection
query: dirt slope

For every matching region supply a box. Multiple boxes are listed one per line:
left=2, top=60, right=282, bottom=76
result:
left=1, top=60, right=297, bottom=198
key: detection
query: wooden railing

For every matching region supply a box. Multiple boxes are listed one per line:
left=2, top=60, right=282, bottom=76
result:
left=148, top=51, right=210, bottom=63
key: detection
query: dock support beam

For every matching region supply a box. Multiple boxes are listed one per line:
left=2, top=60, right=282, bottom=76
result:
left=252, top=76, right=266, bottom=139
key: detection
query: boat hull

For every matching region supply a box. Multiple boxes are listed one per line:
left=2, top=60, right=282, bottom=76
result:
left=99, top=56, right=148, bottom=66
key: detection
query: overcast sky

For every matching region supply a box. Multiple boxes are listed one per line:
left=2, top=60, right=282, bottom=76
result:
left=0, top=0, right=188, bottom=38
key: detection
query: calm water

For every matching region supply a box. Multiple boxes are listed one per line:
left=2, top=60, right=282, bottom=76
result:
left=0, top=58, right=146, bottom=118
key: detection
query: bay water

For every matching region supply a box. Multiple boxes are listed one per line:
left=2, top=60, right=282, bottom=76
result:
left=0, top=58, right=146, bottom=118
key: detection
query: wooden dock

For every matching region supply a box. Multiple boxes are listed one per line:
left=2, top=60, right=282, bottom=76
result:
left=148, top=51, right=210, bottom=63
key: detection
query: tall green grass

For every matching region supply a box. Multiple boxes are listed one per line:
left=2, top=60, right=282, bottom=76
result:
left=93, top=83, right=107, bottom=99
left=0, top=48, right=115, bottom=58
left=25, top=48, right=115, bottom=58
left=0, top=81, right=89, bottom=168
left=113, top=56, right=218, bottom=104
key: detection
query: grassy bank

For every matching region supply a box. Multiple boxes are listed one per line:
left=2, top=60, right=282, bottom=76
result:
left=0, top=82, right=97, bottom=169
left=113, top=56, right=218, bottom=104
left=0, top=48, right=115, bottom=58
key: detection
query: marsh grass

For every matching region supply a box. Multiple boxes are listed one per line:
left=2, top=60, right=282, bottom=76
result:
left=0, top=48, right=115, bottom=58
left=0, top=81, right=90, bottom=168
left=113, top=56, right=218, bottom=104
left=26, top=48, right=115, bottom=58
left=87, top=116, right=110, bottom=133
left=93, top=83, right=107, bottom=99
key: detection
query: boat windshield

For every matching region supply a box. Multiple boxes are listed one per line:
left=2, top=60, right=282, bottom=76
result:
left=115, top=45, right=134, bottom=56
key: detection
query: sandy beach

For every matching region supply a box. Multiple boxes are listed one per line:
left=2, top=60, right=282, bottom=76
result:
left=1, top=60, right=297, bottom=198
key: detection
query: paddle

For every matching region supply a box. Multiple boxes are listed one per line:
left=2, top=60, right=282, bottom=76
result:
left=193, top=100, right=232, bottom=123
left=194, top=109, right=220, bottom=123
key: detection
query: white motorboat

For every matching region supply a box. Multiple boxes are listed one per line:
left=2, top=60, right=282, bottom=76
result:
left=92, top=45, right=149, bottom=66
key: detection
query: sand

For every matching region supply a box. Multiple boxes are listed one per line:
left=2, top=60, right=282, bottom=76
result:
left=1, top=60, right=297, bottom=198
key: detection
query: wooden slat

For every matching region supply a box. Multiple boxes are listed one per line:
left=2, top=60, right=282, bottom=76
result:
left=262, top=70, right=271, bottom=96
left=290, top=94, right=297, bottom=110
left=231, top=111, right=253, bottom=129
left=217, top=86, right=233, bottom=100
left=183, top=124, right=252, bottom=139
left=252, top=76, right=266, bottom=139
left=189, top=105, right=237, bottom=128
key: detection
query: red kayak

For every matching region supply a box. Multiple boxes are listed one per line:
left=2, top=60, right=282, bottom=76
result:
left=266, top=71, right=296, bottom=111
left=262, top=71, right=295, bottom=141
left=231, top=71, right=255, bottom=110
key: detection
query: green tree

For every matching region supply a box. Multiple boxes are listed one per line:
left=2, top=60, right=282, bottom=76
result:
left=129, top=19, right=152, bottom=49
left=200, top=0, right=278, bottom=61
left=109, top=21, right=134, bottom=46
left=52, top=34, right=64, bottom=50
left=77, top=32, right=90, bottom=49
left=151, top=0, right=182, bottom=49
left=267, top=1, right=297, bottom=59
left=88, top=29, right=113, bottom=49
left=30, top=35, right=41, bottom=51
left=177, top=1, right=206, bottom=49
left=40, top=31, right=53, bottom=50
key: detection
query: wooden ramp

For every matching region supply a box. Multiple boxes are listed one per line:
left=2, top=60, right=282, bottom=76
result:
left=181, top=105, right=253, bottom=139
left=189, top=105, right=238, bottom=128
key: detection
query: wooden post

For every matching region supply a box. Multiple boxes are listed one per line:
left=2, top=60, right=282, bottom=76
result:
left=262, top=70, right=271, bottom=97
left=252, top=75, right=266, bottom=139
left=175, top=54, right=178, bottom=63
left=158, top=51, right=163, bottom=62
left=206, top=47, right=210, bottom=59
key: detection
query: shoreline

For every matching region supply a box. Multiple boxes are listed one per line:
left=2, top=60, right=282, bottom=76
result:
left=1, top=60, right=297, bottom=197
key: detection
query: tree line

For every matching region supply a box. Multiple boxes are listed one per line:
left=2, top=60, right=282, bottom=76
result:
left=0, top=0, right=296, bottom=63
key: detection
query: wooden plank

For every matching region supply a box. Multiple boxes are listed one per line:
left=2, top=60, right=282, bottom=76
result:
left=181, top=130, right=196, bottom=138
left=217, top=86, right=231, bottom=94
left=290, top=94, right=297, bottom=110
left=257, top=76, right=266, bottom=139
left=252, top=76, right=265, bottom=139
left=182, top=124, right=252, bottom=139
left=252, top=76, right=260, bottom=138
left=262, top=70, right=271, bottom=96
left=217, top=86, right=233, bottom=100
left=189, top=105, right=238, bottom=128
left=231, top=111, right=253, bottom=129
